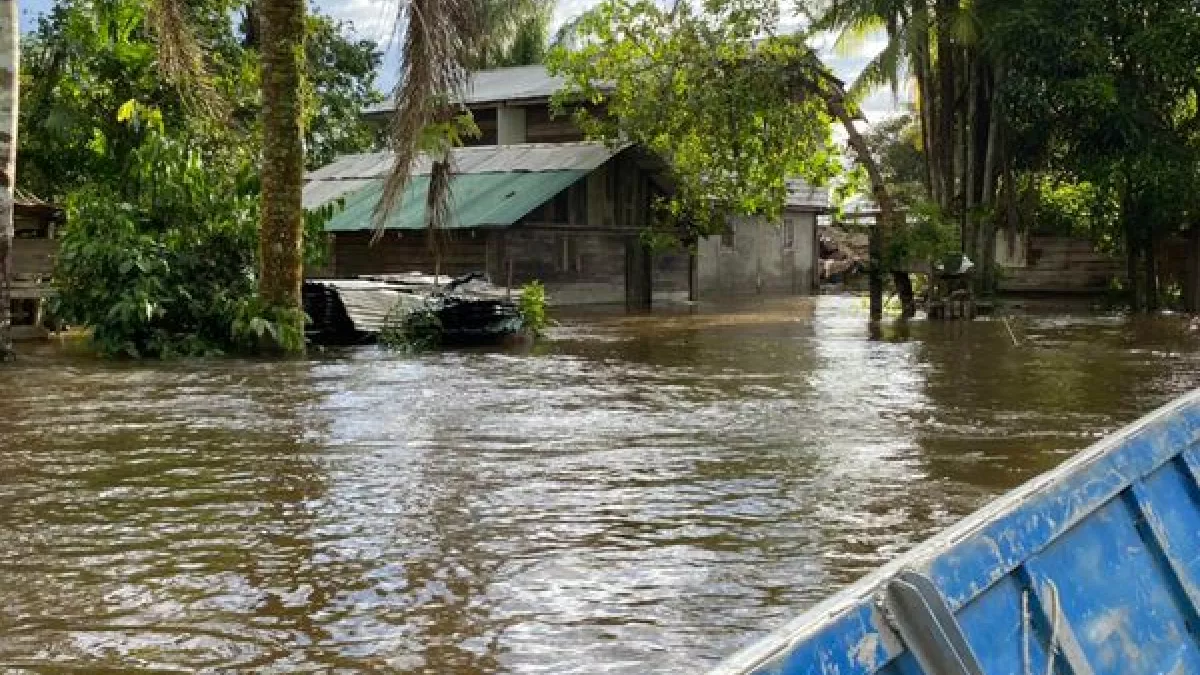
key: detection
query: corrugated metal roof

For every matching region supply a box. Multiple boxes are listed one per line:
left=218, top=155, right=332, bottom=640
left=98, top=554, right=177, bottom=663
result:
left=304, top=142, right=624, bottom=216
left=308, top=143, right=619, bottom=181
left=323, top=171, right=588, bottom=232
left=302, top=178, right=375, bottom=210
left=366, top=65, right=596, bottom=115
left=785, top=179, right=831, bottom=211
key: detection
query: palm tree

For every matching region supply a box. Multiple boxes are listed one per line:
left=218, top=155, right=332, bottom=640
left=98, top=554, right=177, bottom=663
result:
left=815, top=0, right=1009, bottom=291
left=256, top=0, right=306, bottom=344
left=0, top=0, right=17, bottom=361
left=151, top=0, right=544, bottom=350
left=151, top=0, right=307, bottom=351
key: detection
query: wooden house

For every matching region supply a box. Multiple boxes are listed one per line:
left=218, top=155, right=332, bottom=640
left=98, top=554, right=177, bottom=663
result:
left=307, top=64, right=827, bottom=305
left=9, top=192, right=63, bottom=339
left=304, top=143, right=684, bottom=307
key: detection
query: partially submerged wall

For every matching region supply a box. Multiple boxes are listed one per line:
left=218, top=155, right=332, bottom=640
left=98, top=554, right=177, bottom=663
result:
left=696, top=210, right=818, bottom=297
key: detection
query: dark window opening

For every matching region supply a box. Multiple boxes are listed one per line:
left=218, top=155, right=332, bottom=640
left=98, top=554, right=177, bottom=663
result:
left=721, top=224, right=736, bottom=249
left=570, top=182, right=588, bottom=225
left=782, top=218, right=796, bottom=249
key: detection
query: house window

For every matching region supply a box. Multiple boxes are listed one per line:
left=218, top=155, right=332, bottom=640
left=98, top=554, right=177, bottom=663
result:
left=721, top=223, right=736, bottom=249
left=782, top=217, right=796, bottom=250
left=551, top=190, right=570, bottom=223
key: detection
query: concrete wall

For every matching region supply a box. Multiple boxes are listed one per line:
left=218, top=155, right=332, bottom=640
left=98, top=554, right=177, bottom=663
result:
left=696, top=210, right=818, bottom=297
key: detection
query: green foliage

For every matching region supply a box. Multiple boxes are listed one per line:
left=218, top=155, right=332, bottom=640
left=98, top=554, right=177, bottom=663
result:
left=518, top=281, right=548, bottom=335
left=25, top=0, right=376, bottom=356
left=886, top=201, right=961, bottom=269
left=548, top=0, right=839, bottom=237
left=231, top=300, right=308, bottom=354
left=862, top=114, right=926, bottom=202
left=993, top=0, right=1200, bottom=261
left=20, top=0, right=383, bottom=198
left=379, top=303, right=443, bottom=352
left=474, top=1, right=552, bottom=68
left=1025, top=176, right=1117, bottom=240
left=420, top=112, right=482, bottom=155
left=302, top=12, right=385, bottom=169
left=50, top=105, right=328, bottom=358
left=52, top=131, right=258, bottom=357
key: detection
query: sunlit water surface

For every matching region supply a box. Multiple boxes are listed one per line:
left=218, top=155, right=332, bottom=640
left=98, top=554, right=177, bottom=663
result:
left=2, top=296, right=1199, bottom=673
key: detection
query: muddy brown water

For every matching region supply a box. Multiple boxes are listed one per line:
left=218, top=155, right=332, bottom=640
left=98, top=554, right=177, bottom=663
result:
left=2, top=296, right=1199, bottom=673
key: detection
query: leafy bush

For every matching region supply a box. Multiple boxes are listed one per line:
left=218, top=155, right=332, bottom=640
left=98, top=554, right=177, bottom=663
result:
left=885, top=200, right=961, bottom=268
left=379, top=302, right=443, bottom=352
left=51, top=109, right=325, bottom=357
left=518, top=281, right=548, bottom=334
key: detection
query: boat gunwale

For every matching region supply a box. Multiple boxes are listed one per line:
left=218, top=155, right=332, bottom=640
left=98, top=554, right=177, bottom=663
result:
left=710, top=387, right=1200, bottom=674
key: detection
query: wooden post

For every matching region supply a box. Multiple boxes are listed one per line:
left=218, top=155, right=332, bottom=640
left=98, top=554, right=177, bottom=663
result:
left=625, top=237, right=653, bottom=310
left=506, top=256, right=514, bottom=300
left=869, top=214, right=884, bottom=322
left=688, top=247, right=698, bottom=302
left=1186, top=225, right=1200, bottom=314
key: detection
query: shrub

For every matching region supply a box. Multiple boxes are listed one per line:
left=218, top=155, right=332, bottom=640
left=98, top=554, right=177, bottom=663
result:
left=51, top=114, right=325, bottom=357
left=518, top=281, right=548, bottom=334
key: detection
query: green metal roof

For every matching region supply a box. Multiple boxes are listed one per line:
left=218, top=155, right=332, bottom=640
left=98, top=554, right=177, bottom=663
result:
left=323, top=170, right=587, bottom=232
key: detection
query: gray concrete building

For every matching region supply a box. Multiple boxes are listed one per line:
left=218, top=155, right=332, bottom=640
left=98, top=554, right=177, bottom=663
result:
left=696, top=180, right=827, bottom=297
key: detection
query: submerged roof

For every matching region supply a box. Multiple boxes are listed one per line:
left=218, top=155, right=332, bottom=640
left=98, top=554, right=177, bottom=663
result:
left=306, top=142, right=625, bottom=232
left=365, top=65, right=604, bottom=116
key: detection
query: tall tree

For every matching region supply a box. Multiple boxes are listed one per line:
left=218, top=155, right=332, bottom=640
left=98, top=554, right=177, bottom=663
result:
left=549, top=0, right=906, bottom=319
left=148, top=0, right=308, bottom=351
left=0, top=0, right=15, bottom=361
left=815, top=0, right=1007, bottom=290
left=257, top=0, right=306, bottom=345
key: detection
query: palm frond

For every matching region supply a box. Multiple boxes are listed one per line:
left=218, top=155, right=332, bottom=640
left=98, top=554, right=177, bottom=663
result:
left=832, top=15, right=886, bottom=58
left=375, top=0, right=476, bottom=242
left=146, top=0, right=223, bottom=117
left=847, top=33, right=904, bottom=103
left=425, top=150, right=454, bottom=280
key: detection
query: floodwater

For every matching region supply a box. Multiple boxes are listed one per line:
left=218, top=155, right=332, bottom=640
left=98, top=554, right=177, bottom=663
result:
left=2, top=296, right=1199, bottom=673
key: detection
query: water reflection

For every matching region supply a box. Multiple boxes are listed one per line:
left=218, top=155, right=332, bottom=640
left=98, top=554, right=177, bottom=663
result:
left=1, top=296, right=1198, bottom=673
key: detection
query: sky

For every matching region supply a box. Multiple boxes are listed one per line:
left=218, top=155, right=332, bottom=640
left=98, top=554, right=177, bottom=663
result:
left=18, top=0, right=905, bottom=119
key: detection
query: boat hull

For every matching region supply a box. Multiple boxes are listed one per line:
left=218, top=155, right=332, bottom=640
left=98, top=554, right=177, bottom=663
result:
left=714, top=389, right=1200, bottom=675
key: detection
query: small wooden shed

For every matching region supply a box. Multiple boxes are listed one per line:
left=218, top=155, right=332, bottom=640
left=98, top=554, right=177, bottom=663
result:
left=10, top=190, right=64, bottom=339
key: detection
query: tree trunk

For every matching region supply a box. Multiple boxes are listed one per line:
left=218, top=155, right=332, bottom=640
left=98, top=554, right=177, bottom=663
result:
left=1125, top=213, right=1142, bottom=312
left=0, top=0, right=16, bottom=362
left=934, top=0, right=957, bottom=214
left=258, top=0, right=306, bottom=350
left=892, top=271, right=916, bottom=319
left=963, top=56, right=978, bottom=261
left=913, top=37, right=937, bottom=202
left=1145, top=227, right=1158, bottom=312
left=1186, top=225, right=1200, bottom=314
left=824, top=94, right=896, bottom=322
left=912, top=1, right=939, bottom=206
left=981, top=64, right=1001, bottom=208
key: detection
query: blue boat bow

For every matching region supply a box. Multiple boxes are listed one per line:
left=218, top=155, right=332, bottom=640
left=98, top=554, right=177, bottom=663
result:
left=713, top=388, right=1200, bottom=675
